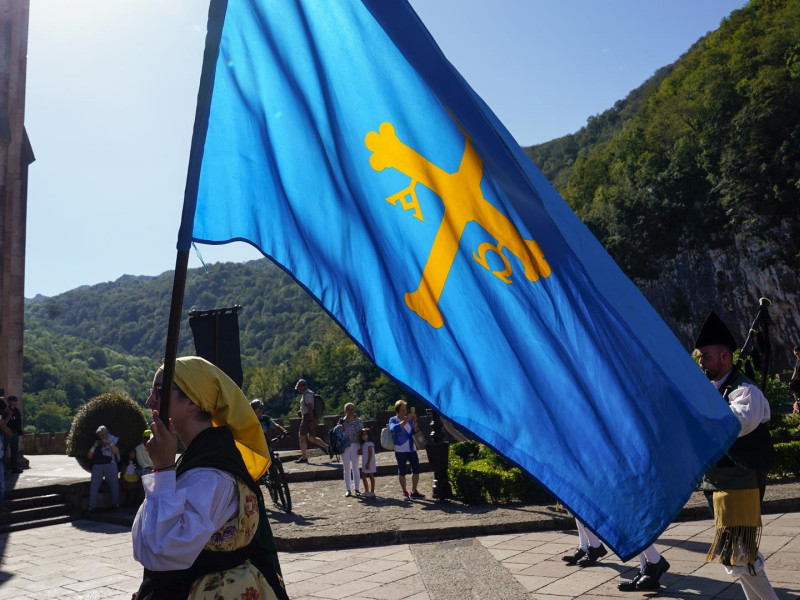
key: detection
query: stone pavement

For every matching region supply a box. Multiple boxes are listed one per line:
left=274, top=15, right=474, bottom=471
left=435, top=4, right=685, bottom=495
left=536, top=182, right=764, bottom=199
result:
left=6, top=454, right=800, bottom=553
left=1, top=512, right=799, bottom=599
left=2, top=455, right=800, bottom=598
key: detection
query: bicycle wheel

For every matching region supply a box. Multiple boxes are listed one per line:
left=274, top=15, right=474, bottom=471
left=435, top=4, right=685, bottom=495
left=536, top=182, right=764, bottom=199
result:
left=264, top=469, right=278, bottom=504
left=273, top=458, right=292, bottom=513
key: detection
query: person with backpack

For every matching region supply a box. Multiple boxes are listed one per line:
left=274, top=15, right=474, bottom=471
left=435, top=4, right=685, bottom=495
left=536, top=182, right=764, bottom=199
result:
left=388, top=400, right=424, bottom=501
left=295, top=379, right=329, bottom=463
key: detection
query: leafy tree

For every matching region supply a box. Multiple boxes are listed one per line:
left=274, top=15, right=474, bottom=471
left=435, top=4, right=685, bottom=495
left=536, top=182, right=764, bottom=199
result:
left=529, top=0, right=800, bottom=277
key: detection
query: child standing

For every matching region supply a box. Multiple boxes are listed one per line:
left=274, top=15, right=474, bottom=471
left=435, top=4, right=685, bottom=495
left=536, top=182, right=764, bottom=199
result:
left=119, top=448, right=143, bottom=507
left=360, top=429, right=376, bottom=498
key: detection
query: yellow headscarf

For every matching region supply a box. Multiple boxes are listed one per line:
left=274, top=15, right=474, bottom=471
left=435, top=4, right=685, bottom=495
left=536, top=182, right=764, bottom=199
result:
left=170, top=356, right=270, bottom=480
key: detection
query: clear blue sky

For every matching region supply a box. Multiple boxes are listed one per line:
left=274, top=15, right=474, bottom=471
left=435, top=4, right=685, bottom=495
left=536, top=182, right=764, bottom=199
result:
left=24, top=0, right=748, bottom=298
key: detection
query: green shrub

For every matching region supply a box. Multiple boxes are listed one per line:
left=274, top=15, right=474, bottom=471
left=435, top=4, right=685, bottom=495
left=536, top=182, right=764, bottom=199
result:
left=782, top=413, right=800, bottom=428
left=764, top=374, right=793, bottom=416
left=505, top=469, right=553, bottom=504
left=770, top=427, right=795, bottom=443
left=66, top=392, right=148, bottom=473
left=770, top=441, right=800, bottom=478
left=448, top=442, right=551, bottom=505
left=451, top=440, right=481, bottom=463
left=450, top=463, right=488, bottom=505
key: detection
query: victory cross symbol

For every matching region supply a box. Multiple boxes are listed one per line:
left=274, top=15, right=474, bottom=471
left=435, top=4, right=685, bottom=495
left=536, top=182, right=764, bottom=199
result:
left=365, top=122, right=551, bottom=329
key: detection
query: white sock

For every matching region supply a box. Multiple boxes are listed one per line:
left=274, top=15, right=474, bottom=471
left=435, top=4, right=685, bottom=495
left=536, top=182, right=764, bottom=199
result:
left=585, top=527, right=601, bottom=548
left=643, top=544, right=661, bottom=564
left=576, top=519, right=591, bottom=551
left=739, top=570, right=779, bottom=600
left=738, top=576, right=760, bottom=600
left=638, top=553, right=647, bottom=573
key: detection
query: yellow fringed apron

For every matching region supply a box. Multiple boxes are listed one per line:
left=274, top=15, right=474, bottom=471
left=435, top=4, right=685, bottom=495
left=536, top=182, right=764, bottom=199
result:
left=706, top=488, right=761, bottom=566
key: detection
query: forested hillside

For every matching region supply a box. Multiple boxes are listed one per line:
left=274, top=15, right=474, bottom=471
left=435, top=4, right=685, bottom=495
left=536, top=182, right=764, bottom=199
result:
left=26, top=261, right=335, bottom=365
left=24, top=0, right=800, bottom=432
left=24, top=260, right=407, bottom=432
left=525, top=0, right=799, bottom=351
left=525, top=60, right=680, bottom=191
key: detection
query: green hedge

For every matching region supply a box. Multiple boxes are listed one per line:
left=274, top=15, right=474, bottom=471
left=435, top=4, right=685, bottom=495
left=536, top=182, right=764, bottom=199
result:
left=770, top=441, right=800, bottom=478
left=448, top=442, right=551, bottom=505
left=448, top=440, right=800, bottom=505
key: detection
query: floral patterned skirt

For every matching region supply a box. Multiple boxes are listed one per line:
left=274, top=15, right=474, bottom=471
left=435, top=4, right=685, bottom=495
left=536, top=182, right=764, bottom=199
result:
left=189, top=559, right=281, bottom=600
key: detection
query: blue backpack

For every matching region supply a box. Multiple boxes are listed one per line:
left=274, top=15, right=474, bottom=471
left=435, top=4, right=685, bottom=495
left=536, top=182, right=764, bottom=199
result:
left=328, top=426, right=340, bottom=455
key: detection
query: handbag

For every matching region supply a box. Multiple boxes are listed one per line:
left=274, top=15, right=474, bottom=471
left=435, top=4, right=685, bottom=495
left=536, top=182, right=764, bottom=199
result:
left=380, top=426, right=394, bottom=450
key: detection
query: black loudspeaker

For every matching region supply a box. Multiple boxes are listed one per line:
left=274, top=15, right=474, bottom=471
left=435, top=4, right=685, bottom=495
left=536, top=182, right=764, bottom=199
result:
left=188, top=306, right=244, bottom=388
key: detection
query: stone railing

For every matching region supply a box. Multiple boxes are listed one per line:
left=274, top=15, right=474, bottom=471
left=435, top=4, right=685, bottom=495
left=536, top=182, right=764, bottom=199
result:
left=19, top=410, right=432, bottom=456
left=21, top=432, right=68, bottom=454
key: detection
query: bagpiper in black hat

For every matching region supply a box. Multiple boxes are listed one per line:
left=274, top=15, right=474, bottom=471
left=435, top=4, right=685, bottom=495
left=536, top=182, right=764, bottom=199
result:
left=694, top=310, right=738, bottom=352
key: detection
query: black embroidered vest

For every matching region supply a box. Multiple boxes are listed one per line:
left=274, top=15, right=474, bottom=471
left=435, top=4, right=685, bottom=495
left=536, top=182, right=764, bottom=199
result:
left=134, top=427, right=287, bottom=600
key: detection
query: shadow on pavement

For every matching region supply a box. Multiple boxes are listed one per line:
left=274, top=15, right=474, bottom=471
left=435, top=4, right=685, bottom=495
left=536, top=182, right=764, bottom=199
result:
left=656, top=538, right=710, bottom=554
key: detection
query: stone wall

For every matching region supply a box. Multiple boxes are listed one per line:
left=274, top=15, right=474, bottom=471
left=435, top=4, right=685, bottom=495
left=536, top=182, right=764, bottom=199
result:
left=20, top=432, right=67, bottom=454
left=637, top=237, right=800, bottom=371
left=0, top=1, right=31, bottom=408
left=21, top=410, right=434, bottom=456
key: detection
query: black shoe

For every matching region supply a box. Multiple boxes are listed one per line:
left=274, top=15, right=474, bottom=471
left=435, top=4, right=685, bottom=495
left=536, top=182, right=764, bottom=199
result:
left=11, top=469, right=23, bottom=474
left=576, top=544, right=607, bottom=567
left=635, top=557, right=670, bottom=590
left=617, top=573, right=643, bottom=591
left=296, top=457, right=308, bottom=463
left=562, top=548, right=586, bottom=565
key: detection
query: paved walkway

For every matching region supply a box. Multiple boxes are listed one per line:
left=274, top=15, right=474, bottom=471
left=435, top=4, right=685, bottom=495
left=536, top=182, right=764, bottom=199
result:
left=2, top=455, right=799, bottom=598
left=0, top=513, right=798, bottom=599
left=13, top=454, right=799, bottom=552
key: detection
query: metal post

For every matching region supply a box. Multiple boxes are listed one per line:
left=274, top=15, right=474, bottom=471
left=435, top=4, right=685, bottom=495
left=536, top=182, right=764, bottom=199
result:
left=424, top=408, right=452, bottom=502
left=159, top=250, right=190, bottom=422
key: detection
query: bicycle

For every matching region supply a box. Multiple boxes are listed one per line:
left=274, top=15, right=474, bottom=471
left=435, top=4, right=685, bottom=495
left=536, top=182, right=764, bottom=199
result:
left=259, top=432, right=292, bottom=513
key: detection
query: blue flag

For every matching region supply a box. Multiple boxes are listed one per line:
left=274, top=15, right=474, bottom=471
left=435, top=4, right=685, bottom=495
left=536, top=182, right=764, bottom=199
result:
left=178, top=0, right=739, bottom=559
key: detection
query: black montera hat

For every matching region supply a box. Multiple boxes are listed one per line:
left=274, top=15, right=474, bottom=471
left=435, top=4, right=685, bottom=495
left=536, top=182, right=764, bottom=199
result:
left=694, top=310, right=738, bottom=350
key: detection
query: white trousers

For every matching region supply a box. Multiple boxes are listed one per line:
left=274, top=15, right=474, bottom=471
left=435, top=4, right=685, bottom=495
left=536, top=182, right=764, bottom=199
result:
left=342, top=445, right=361, bottom=492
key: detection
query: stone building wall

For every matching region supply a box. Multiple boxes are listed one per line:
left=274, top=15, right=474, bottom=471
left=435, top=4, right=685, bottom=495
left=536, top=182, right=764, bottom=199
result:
left=0, top=1, right=32, bottom=406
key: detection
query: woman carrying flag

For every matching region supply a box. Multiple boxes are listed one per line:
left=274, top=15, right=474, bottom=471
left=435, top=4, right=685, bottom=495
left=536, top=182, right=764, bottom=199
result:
left=132, top=356, right=288, bottom=600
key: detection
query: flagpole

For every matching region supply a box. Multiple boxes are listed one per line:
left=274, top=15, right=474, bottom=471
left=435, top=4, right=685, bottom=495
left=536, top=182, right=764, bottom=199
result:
left=158, top=249, right=190, bottom=423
